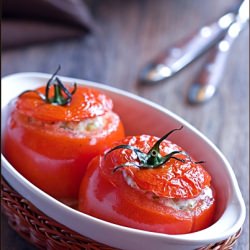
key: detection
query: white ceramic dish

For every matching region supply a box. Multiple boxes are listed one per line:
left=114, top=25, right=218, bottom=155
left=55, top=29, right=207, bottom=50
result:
left=1, top=73, right=246, bottom=250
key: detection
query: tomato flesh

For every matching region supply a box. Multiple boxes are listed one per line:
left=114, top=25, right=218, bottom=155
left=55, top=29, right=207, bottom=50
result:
left=79, top=135, right=216, bottom=234
left=2, top=86, right=125, bottom=206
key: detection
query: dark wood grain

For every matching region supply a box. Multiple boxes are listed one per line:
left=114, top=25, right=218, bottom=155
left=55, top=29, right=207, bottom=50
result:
left=1, top=0, right=249, bottom=249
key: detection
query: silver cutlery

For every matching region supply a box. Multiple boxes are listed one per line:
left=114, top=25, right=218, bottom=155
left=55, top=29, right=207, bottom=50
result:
left=188, top=0, right=249, bottom=104
left=139, top=2, right=244, bottom=84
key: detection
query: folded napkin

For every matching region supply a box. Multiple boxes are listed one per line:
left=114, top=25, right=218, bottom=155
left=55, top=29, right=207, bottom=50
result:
left=2, top=0, right=96, bottom=49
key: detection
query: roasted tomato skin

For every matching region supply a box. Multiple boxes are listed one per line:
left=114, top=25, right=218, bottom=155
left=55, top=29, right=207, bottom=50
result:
left=2, top=85, right=125, bottom=206
left=79, top=135, right=216, bottom=234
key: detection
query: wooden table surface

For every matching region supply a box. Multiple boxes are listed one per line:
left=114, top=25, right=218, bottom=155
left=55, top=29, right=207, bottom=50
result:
left=1, top=0, right=249, bottom=249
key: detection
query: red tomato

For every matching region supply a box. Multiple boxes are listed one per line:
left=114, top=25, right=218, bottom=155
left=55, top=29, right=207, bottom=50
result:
left=79, top=132, right=216, bottom=234
left=2, top=75, right=125, bottom=207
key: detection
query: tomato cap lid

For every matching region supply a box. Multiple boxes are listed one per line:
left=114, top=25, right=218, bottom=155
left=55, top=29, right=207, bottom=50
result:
left=15, top=66, right=113, bottom=122
left=103, top=128, right=211, bottom=199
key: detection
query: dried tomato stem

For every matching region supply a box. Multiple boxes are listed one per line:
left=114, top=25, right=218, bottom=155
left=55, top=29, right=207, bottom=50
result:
left=19, top=65, right=77, bottom=106
left=106, top=126, right=187, bottom=172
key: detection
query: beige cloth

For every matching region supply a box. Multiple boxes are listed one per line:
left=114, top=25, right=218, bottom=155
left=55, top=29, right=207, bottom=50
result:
left=2, top=0, right=95, bottom=49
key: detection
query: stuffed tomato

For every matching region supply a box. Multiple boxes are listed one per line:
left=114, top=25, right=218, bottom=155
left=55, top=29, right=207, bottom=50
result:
left=2, top=67, right=125, bottom=206
left=79, top=127, right=216, bottom=234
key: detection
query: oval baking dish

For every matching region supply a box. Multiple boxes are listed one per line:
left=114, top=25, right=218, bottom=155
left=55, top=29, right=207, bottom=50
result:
left=1, top=73, right=246, bottom=250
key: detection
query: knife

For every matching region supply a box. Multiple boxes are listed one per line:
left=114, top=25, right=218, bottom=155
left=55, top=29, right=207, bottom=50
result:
left=188, top=0, right=249, bottom=104
left=139, top=3, right=241, bottom=84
